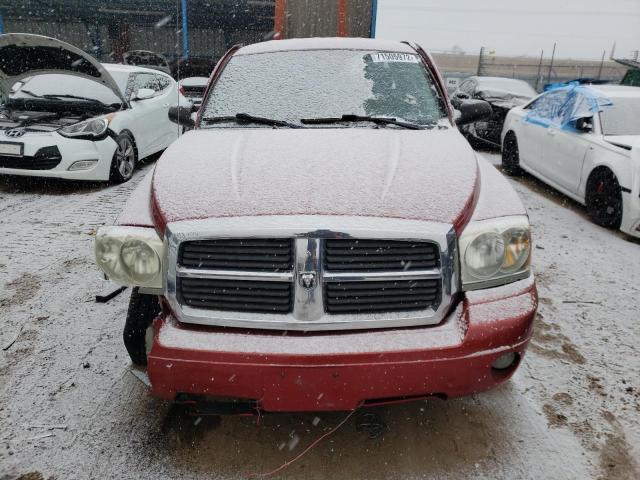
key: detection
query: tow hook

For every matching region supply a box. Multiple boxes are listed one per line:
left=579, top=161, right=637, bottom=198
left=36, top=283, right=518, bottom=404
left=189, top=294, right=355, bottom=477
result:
left=355, top=411, right=387, bottom=439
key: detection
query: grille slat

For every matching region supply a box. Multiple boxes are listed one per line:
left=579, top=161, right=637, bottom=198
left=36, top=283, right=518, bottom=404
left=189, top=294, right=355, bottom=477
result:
left=324, top=239, right=439, bottom=272
left=328, top=287, right=439, bottom=298
left=325, top=261, right=436, bottom=270
left=181, top=278, right=291, bottom=290
left=326, top=302, right=433, bottom=313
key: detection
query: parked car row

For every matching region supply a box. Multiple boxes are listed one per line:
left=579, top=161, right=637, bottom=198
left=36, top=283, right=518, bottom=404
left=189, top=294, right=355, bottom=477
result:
left=451, top=72, right=639, bottom=239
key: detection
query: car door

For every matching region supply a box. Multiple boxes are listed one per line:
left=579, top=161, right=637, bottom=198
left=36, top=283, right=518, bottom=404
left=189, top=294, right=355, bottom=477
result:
left=153, top=73, right=181, bottom=149
left=518, top=90, right=568, bottom=173
left=542, top=91, right=593, bottom=194
left=130, top=72, right=179, bottom=155
left=126, top=72, right=162, bottom=156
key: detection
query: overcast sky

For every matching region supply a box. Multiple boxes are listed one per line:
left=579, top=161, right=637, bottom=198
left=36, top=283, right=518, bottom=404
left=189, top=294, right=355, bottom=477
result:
left=376, top=0, right=640, bottom=60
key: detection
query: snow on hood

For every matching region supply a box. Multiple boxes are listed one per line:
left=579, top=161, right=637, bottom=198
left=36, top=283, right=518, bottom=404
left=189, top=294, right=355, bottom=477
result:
left=0, top=33, right=126, bottom=104
left=152, top=127, right=478, bottom=229
left=477, top=89, right=533, bottom=109
left=603, top=135, right=640, bottom=150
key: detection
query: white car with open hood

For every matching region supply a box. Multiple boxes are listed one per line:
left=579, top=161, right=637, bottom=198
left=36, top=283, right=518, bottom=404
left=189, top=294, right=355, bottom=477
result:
left=502, top=84, right=640, bottom=239
left=0, top=34, right=182, bottom=182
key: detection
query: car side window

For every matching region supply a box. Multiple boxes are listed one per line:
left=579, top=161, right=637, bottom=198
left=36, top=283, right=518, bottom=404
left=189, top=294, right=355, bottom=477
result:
left=155, top=74, right=172, bottom=92
left=134, top=73, right=159, bottom=93
left=459, top=80, right=475, bottom=95
left=525, top=90, right=568, bottom=126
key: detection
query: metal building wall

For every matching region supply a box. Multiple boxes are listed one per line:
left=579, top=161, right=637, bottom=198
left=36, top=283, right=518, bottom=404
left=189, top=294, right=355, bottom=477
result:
left=283, top=0, right=373, bottom=38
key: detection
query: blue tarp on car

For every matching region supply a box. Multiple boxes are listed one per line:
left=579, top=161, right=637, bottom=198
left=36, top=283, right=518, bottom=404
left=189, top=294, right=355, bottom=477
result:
left=525, top=82, right=613, bottom=130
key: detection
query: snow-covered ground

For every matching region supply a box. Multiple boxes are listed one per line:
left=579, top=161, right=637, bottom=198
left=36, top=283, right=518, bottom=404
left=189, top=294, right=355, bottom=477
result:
left=0, top=152, right=638, bottom=480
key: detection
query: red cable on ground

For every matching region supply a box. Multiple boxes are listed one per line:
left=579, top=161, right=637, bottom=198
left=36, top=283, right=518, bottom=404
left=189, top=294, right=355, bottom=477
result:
left=246, top=409, right=358, bottom=479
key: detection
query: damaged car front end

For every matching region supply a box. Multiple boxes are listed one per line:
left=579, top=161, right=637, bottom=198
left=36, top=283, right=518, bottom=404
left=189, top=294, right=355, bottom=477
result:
left=453, top=76, right=537, bottom=148
left=0, top=34, right=129, bottom=180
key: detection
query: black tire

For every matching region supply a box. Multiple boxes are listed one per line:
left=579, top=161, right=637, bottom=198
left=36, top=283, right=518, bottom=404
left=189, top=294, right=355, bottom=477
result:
left=502, top=132, right=523, bottom=176
left=585, top=169, right=623, bottom=229
left=109, top=132, right=137, bottom=183
left=123, top=287, right=161, bottom=366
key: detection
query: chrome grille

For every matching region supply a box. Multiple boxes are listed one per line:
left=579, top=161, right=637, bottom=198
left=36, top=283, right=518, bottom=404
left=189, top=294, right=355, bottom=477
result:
left=165, top=216, right=458, bottom=331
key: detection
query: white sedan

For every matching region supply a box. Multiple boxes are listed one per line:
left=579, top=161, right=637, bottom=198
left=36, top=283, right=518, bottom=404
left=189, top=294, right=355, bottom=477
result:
left=0, top=34, right=183, bottom=182
left=501, top=84, right=640, bottom=238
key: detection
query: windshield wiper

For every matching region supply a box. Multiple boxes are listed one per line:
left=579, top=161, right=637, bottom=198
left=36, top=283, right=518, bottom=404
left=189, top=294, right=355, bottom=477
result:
left=301, top=114, right=432, bottom=130
left=201, top=113, right=303, bottom=129
left=41, top=94, right=106, bottom=104
left=16, top=89, right=43, bottom=98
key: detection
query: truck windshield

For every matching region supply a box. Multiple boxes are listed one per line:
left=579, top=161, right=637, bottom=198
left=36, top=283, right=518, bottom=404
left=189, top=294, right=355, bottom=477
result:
left=201, top=49, right=447, bottom=128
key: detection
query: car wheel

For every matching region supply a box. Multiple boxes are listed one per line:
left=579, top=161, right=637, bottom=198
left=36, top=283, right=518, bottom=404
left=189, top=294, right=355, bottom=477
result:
left=586, top=169, right=623, bottom=229
left=502, top=132, right=523, bottom=176
left=123, top=287, right=161, bottom=366
left=110, top=132, right=137, bottom=183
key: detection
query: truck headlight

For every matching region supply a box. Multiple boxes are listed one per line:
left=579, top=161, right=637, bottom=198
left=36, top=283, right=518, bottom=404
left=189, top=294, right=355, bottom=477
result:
left=59, top=115, right=111, bottom=139
left=95, top=226, right=164, bottom=288
left=459, top=216, right=531, bottom=290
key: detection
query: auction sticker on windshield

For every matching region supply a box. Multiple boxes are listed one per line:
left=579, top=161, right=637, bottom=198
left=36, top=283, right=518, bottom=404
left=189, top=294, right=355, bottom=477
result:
left=0, top=142, right=23, bottom=156
left=369, top=52, right=419, bottom=63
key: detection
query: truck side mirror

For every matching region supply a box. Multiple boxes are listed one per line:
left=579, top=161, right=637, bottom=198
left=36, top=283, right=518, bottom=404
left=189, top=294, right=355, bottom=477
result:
left=168, top=106, right=195, bottom=128
left=455, top=99, right=492, bottom=126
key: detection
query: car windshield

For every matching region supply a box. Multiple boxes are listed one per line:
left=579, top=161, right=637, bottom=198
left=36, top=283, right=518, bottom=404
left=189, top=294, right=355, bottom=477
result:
left=10, top=73, right=123, bottom=105
left=477, top=78, right=537, bottom=97
left=202, top=49, right=447, bottom=127
left=600, top=98, right=640, bottom=135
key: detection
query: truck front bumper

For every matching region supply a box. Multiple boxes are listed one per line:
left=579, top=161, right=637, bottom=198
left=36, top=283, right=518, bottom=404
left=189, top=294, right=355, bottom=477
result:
left=147, top=275, right=537, bottom=412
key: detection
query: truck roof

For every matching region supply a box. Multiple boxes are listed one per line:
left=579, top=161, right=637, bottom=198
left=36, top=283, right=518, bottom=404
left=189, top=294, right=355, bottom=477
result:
left=236, top=37, right=416, bottom=56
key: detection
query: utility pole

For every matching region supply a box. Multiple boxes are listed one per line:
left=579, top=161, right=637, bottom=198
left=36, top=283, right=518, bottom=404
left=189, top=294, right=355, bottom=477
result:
left=477, top=47, right=487, bottom=76
left=546, top=42, right=556, bottom=85
left=337, top=0, right=348, bottom=37
left=535, top=49, right=544, bottom=91
left=181, top=0, right=189, bottom=59
left=597, top=49, right=606, bottom=80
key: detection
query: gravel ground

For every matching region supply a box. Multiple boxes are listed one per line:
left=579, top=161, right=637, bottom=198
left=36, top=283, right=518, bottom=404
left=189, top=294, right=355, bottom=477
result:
left=0, top=152, right=638, bottom=480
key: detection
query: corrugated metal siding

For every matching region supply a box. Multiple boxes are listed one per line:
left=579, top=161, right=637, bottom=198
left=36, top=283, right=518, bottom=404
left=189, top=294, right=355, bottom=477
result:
left=189, top=28, right=227, bottom=58
left=284, top=0, right=372, bottom=38
left=348, top=0, right=373, bottom=38
left=5, top=20, right=108, bottom=53
left=128, top=27, right=176, bottom=56
left=286, top=0, right=338, bottom=38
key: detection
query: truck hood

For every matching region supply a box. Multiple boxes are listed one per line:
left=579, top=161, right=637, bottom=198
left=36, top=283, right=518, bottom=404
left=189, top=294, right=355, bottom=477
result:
left=0, top=34, right=126, bottom=104
left=151, top=127, right=479, bottom=231
left=603, top=135, right=640, bottom=150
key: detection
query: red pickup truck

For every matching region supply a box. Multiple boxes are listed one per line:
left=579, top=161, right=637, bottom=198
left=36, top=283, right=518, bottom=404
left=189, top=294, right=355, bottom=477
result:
left=95, top=38, right=537, bottom=413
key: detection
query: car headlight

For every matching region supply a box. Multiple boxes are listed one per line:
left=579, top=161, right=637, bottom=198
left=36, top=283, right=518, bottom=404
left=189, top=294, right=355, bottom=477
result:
left=459, top=216, right=531, bottom=290
left=95, top=226, right=164, bottom=288
left=59, top=116, right=111, bottom=139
